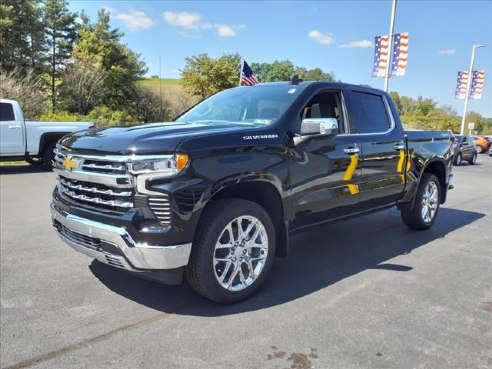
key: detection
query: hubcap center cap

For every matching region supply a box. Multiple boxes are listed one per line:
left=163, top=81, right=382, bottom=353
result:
left=234, top=247, right=245, bottom=258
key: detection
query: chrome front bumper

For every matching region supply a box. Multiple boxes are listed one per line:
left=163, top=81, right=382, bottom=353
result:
left=50, top=203, right=192, bottom=271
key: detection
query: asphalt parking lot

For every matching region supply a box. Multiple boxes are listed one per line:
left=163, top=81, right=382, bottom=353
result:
left=1, top=156, right=491, bottom=369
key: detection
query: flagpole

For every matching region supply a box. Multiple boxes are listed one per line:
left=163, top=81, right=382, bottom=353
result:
left=459, top=44, right=486, bottom=135
left=239, top=59, right=244, bottom=86
left=384, top=0, right=397, bottom=92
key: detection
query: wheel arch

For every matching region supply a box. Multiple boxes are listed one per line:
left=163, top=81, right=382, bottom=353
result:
left=38, top=132, right=66, bottom=156
left=202, top=180, right=289, bottom=257
left=398, top=157, right=448, bottom=211
left=423, top=159, right=447, bottom=204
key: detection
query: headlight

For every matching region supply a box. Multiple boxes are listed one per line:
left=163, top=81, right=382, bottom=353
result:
left=127, top=154, right=189, bottom=176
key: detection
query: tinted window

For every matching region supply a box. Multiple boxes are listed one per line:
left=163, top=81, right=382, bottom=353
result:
left=346, top=92, right=391, bottom=134
left=0, top=103, right=15, bottom=121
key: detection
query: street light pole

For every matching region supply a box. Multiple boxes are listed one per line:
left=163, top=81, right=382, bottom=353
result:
left=460, top=44, right=486, bottom=135
left=384, top=0, right=397, bottom=92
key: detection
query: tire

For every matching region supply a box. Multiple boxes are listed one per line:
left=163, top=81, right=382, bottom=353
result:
left=468, top=152, right=477, bottom=165
left=42, top=142, right=56, bottom=169
left=26, top=157, right=43, bottom=166
left=185, top=198, right=276, bottom=304
left=475, top=145, right=483, bottom=154
left=454, top=153, right=462, bottom=166
left=400, top=173, right=441, bottom=230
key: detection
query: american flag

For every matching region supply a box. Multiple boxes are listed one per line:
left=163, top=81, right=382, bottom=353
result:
left=372, top=35, right=390, bottom=77
left=455, top=71, right=469, bottom=99
left=391, top=33, right=409, bottom=76
left=240, top=60, right=259, bottom=86
left=470, top=70, right=485, bottom=99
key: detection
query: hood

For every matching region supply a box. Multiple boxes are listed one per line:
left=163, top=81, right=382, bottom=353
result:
left=58, top=122, right=253, bottom=155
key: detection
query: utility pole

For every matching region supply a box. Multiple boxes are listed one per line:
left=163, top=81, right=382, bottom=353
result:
left=384, top=0, right=397, bottom=92
left=159, top=57, right=162, bottom=101
left=460, top=44, right=486, bottom=135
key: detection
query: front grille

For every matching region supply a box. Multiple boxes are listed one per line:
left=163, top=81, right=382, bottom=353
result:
left=55, top=221, right=101, bottom=250
left=58, top=176, right=134, bottom=212
left=148, top=195, right=172, bottom=224
left=81, top=159, right=127, bottom=175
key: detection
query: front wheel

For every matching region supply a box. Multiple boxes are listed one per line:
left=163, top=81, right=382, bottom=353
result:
left=475, top=145, right=483, bottom=154
left=468, top=152, right=477, bottom=165
left=400, top=173, right=441, bottom=230
left=185, top=198, right=275, bottom=304
left=454, top=153, right=462, bottom=166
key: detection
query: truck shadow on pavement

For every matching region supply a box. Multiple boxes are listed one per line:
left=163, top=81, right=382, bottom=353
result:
left=0, top=164, right=51, bottom=175
left=89, top=207, right=484, bottom=316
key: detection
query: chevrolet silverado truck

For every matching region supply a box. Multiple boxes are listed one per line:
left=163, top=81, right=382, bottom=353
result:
left=50, top=82, right=454, bottom=304
left=0, top=99, right=93, bottom=167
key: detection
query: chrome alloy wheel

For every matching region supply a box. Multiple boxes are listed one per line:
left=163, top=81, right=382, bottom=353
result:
left=213, top=216, right=268, bottom=292
left=421, top=181, right=439, bottom=223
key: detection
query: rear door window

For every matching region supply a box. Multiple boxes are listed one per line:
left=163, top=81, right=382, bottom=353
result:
left=345, top=91, right=392, bottom=134
left=0, top=103, right=15, bottom=121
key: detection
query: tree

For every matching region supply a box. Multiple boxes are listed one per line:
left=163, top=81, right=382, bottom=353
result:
left=0, top=68, right=45, bottom=118
left=58, top=59, right=107, bottom=114
left=251, top=60, right=294, bottom=82
left=0, top=0, right=46, bottom=75
left=72, top=9, right=147, bottom=110
left=251, top=60, right=334, bottom=82
left=181, top=53, right=240, bottom=98
left=42, top=0, right=77, bottom=112
left=303, top=67, right=334, bottom=81
left=126, top=85, right=167, bottom=123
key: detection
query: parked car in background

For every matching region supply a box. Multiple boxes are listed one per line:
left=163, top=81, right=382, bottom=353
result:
left=0, top=99, right=94, bottom=168
left=453, top=135, right=478, bottom=165
left=472, top=135, right=491, bottom=153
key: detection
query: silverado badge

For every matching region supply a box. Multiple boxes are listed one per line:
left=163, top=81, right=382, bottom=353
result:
left=62, top=156, right=79, bottom=171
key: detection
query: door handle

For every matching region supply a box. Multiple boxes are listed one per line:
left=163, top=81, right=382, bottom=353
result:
left=8, top=125, right=22, bottom=129
left=344, top=147, right=360, bottom=155
left=393, top=142, right=405, bottom=151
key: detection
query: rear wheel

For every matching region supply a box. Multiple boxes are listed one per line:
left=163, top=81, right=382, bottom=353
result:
left=468, top=152, right=477, bottom=165
left=454, top=153, right=462, bottom=166
left=26, top=157, right=43, bottom=166
left=185, top=198, right=275, bottom=304
left=400, top=173, right=441, bottom=230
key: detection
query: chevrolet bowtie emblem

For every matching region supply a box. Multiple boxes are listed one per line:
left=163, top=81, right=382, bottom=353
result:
left=63, top=156, right=78, bottom=171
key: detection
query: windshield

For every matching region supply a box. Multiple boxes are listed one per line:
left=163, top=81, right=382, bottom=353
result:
left=177, top=84, right=303, bottom=126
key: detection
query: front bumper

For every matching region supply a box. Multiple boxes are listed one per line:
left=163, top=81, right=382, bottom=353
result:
left=50, top=202, right=192, bottom=271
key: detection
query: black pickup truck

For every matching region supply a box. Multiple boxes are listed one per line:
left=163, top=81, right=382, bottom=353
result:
left=50, top=82, right=454, bottom=303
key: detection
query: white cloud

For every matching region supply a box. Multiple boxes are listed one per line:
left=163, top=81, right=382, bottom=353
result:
left=162, top=10, right=241, bottom=37
left=115, top=10, right=155, bottom=31
left=217, top=25, right=235, bottom=37
left=178, top=31, right=203, bottom=39
left=162, top=11, right=202, bottom=29
left=339, top=39, right=373, bottom=49
left=308, top=30, right=334, bottom=45
left=438, top=49, right=455, bottom=56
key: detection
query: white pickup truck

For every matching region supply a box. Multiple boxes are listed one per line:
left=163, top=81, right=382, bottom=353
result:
left=0, top=99, right=94, bottom=167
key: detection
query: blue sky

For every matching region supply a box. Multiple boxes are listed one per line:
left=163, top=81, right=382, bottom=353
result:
left=69, top=0, right=492, bottom=117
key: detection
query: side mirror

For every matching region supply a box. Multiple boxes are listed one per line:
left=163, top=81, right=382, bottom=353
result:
left=300, top=118, right=338, bottom=136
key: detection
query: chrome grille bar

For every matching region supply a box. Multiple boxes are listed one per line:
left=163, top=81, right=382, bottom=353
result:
left=59, top=178, right=132, bottom=197
left=148, top=196, right=172, bottom=224
left=59, top=186, right=133, bottom=208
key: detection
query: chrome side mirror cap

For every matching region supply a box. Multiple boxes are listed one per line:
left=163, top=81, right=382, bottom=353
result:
left=300, top=118, right=338, bottom=136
